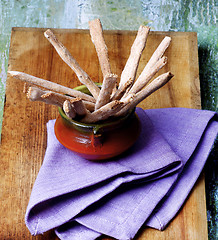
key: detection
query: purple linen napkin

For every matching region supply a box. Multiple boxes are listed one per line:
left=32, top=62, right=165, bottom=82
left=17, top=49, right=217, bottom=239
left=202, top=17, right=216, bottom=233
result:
left=25, top=108, right=218, bottom=240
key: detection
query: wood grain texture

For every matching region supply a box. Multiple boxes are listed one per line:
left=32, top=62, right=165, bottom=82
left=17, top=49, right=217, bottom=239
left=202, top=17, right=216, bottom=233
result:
left=0, top=28, right=207, bottom=240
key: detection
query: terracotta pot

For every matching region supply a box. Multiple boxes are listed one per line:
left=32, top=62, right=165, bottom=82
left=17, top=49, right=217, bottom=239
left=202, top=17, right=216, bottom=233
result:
left=54, top=85, right=141, bottom=160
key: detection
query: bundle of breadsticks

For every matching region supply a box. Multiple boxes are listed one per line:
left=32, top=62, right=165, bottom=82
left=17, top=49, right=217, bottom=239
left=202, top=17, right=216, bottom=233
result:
left=9, top=19, right=173, bottom=123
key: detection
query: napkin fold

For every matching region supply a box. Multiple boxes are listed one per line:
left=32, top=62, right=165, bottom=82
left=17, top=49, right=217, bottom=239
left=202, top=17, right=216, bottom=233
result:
left=25, top=108, right=218, bottom=240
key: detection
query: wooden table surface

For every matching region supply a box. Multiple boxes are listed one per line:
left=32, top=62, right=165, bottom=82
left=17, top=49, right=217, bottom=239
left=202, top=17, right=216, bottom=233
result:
left=0, top=28, right=208, bottom=240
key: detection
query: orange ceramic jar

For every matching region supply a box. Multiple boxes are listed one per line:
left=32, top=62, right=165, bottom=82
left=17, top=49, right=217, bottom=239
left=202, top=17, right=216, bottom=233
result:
left=54, top=85, right=141, bottom=161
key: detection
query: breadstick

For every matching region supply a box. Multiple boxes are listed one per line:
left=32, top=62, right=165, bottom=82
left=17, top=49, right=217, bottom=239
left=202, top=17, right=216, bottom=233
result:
left=26, top=85, right=95, bottom=111
left=81, top=101, right=95, bottom=112
left=47, top=91, right=95, bottom=111
left=42, top=90, right=95, bottom=111
left=111, top=78, right=133, bottom=101
left=44, top=29, right=100, bottom=100
left=70, top=98, right=88, bottom=116
left=81, top=100, right=124, bottom=123
left=63, top=100, right=76, bottom=119
left=27, top=86, right=45, bottom=101
left=117, top=72, right=174, bottom=117
left=136, top=36, right=171, bottom=83
left=95, top=73, right=117, bottom=110
left=119, top=25, right=150, bottom=88
left=9, top=71, right=95, bottom=103
left=144, top=36, right=171, bottom=70
left=127, top=56, right=168, bottom=95
left=89, top=19, right=112, bottom=77
left=41, top=92, right=65, bottom=107
left=126, top=36, right=171, bottom=96
left=27, top=87, right=62, bottom=107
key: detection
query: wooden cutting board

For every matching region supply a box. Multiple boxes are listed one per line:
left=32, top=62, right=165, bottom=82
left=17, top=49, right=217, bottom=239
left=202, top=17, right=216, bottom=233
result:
left=0, top=28, right=207, bottom=240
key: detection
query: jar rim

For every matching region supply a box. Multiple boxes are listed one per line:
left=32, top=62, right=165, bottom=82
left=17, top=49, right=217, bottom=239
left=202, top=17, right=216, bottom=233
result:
left=58, top=106, right=135, bottom=130
left=58, top=83, right=135, bottom=131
